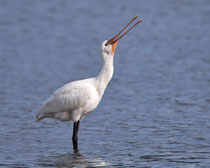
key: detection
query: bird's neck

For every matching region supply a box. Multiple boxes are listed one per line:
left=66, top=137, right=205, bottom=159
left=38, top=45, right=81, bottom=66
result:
left=96, top=58, right=114, bottom=96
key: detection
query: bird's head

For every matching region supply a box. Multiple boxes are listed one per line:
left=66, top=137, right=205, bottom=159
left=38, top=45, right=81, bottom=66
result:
left=101, top=16, right=143, bottom=61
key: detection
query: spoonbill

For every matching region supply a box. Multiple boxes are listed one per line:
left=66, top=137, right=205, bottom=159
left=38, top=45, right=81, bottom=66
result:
left=36, top=16, right=142, bottom=152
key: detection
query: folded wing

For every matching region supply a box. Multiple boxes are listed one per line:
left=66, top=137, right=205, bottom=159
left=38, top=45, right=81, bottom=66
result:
left=37, top=83, right=93, bottom=120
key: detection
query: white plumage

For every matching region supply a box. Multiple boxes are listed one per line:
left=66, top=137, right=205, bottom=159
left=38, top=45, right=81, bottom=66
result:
left=36, top=16, right=142, bottom=152
left=37, top=79, right=99, bottom=122
left=36, top=40, right=114, bottom=123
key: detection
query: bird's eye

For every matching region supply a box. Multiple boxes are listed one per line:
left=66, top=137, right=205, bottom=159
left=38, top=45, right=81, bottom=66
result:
left=105, top=41, right=109, bottom=46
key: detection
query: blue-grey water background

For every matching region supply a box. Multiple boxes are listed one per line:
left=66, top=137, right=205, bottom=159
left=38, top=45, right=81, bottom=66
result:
left=0, top=0, right=210, bottom=167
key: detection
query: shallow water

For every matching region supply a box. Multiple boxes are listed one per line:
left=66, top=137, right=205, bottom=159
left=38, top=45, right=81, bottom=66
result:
left=0, top=0, right=210, bottom=167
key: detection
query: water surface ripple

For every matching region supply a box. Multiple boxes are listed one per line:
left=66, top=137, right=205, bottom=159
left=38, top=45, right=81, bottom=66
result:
left=0, top=0, right=210, bottom=167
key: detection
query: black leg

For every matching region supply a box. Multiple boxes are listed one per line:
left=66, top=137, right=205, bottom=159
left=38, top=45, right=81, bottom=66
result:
left=72, top=120, right=80, bottom=153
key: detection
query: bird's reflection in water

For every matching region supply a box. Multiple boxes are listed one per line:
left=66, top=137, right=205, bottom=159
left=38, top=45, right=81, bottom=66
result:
left=37, top=152, right=111, bottom=168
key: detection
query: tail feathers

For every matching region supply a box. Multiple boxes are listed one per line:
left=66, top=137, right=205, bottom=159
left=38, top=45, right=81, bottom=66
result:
left=36, top=112, right=55, bottom=122
left=36, top=107, right=47, bottom=122
left=36, top=114, right=45, bottom=122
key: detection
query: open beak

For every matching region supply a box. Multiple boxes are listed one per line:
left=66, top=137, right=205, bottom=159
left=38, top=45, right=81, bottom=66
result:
left=105, top=15, right=143, bottom=55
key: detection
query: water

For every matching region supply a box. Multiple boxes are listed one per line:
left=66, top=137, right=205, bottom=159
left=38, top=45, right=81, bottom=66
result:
left=0, top=0, right=210, bottom=167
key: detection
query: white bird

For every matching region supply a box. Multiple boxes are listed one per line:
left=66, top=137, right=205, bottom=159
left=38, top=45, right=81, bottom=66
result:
left=36, top=16, right=142, bottom=152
